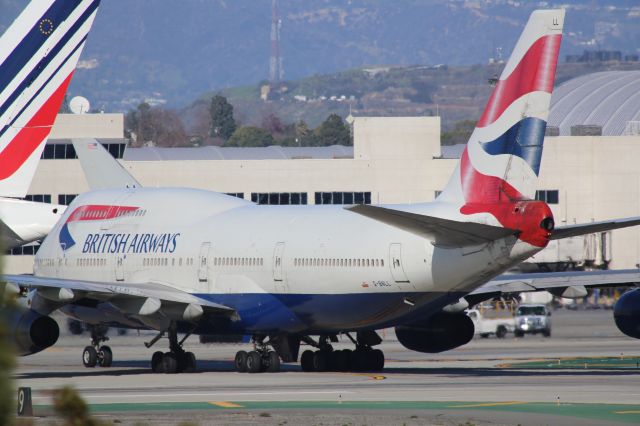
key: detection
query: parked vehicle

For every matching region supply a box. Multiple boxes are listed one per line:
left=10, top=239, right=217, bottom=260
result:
left=514, top=304, right=552, bottom=337
left=467, top=300, right=516, bottom=338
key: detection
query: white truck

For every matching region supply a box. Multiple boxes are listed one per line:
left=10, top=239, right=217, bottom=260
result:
left=467, top=307, right=516, bottom=339
left=514, top=304, right=552, bottom=337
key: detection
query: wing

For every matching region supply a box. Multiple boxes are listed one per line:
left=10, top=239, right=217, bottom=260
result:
left=469, top=269, right=640, bottom=302
left=551, top=217, right=640, bottom=240
left=72, top=138, right=141, bottom=190
left=347, top=205, right=518, bottom=247
left=4, top=274, right=234, bottom=321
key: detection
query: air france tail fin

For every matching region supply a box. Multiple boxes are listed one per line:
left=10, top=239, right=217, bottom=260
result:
left=439, top=10, right=564, bottom=207
left=0, top=0, right=101, bottom=197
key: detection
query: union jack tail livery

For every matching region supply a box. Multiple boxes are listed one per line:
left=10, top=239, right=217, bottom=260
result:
left=0, top=0, right=101, bottom=197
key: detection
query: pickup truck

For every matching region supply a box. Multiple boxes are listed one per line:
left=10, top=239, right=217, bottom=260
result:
left=467, top=308, right=515, bottom=339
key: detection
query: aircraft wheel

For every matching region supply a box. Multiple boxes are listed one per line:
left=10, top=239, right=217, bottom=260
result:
left=370, top=349, right=385, bottom=371
left=300, top=350, right=314, bottom=372
left=82, top=346, right=97, bottom=368
left=183, top=352, right=196, bottom=373
left=350, top=350, right=368, bottom=372
left=334, top=349, right=350, bottom=372
left=265, top=351, right=280, bottom=373
left=246, top=351, right=262, bottom=373
left=98, top=346, right=113, bottom=367
left=151, top=351, right=164, bottom=373
left=235, top=350, right=248, bottom=373
left=312, top=351, right=329, bottom=372
left=163, top=352, right=178, bottom=374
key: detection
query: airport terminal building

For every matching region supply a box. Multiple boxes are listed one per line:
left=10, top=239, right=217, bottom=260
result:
left=7, top=71, right=640, bottom=274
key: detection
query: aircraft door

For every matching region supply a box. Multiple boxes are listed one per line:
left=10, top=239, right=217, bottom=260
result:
left=115, top=256, right=124, bottom=281
left=272, top=242, right=288, bottom=292
left=198, top=242, right=211, bottom=282
left=389, top=243, right=410, bottom=283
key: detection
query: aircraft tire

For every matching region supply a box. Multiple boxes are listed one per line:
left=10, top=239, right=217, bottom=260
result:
left=151, top=351, right=164, bottom=373
left=334, top=349, right=350, bottom=371
left=300, top=350, right=314, bottom=372
left=184, top=352, right=196, bottom=373
left=370, top=349, right=385, bottom=371
left=82, top=346, right=97, bottom=368
left=312, top=351, right=329, bottom=372
left=98, top=346, right=113, bottom=367
left=246, top=351, right=262, bottom=373
left=163, top=352, right=178, bottom=374
left=235, top=350, right=248, bottom=372
left=265, top=351, right=280, bottom=373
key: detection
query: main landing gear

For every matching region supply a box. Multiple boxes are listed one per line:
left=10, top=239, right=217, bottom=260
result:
left=82, top=325, right=113, bottom=368
left=234, top=336, right=281, bottom=373
left=147, top=323, right=196, bottom=374
left=300, top=332, right=385, bottom=373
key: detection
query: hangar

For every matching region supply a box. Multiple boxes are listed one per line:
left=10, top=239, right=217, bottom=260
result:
left=6, top=72, right=640, bottom=273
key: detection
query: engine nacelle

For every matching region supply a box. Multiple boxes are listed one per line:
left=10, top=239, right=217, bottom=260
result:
left=2, top=307, right=59, bottom=356
left=614, top=288, right=640, bottom=339
left=395, top=312, right=474, bottom=353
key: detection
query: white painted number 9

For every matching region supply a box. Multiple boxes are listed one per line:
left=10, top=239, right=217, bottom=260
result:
left=17, top=389, right=24, bottom=414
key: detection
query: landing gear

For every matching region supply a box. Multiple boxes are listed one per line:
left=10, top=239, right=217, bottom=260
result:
left=299, top=332, right=385, bottom=373
left=146, top=323, right=196, bottom=374
left=82, top=325, right=112, bottom=368
left=234, top=336, right=282, bottom=373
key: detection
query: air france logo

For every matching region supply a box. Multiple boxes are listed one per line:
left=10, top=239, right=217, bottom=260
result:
left=59, top=205, right=140, bottom=250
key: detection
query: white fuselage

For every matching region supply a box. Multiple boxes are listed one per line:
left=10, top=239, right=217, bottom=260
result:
left=0, top=197, right=65, bottom=248
left=34, top=188, right=541, bottom=333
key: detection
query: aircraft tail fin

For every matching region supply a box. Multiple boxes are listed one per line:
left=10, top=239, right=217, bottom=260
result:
left=72, top=138, right=141, bottom=190
left=438, top=10, right=564, bottom=206
left=0, top=0, right=101, bottom=197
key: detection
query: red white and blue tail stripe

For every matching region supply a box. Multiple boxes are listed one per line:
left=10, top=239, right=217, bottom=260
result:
left=0, top=0, right=101, bottom=197
left=438, top=10, right=564, bottom=239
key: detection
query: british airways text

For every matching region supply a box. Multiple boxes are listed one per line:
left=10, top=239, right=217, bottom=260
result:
left=82, top=233, right=180, bottom=254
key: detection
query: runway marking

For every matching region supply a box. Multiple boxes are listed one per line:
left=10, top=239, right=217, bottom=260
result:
left=448, top=401, right=526, bottom=408
left=350, top=373, right=386, bottom=380
left=615, top=410, right=640, bottom=414
left=210, top=401, right=243, bottom=408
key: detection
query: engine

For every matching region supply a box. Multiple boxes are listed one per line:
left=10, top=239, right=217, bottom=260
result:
left=614, top=288, right=640, bottom=339
left=1, top=307, right=59, bottom=356
left=395, top=312, right=474, bottom=353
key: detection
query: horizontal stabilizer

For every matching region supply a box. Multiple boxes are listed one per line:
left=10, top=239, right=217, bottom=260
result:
left=347, top=205, right=518, bottom=247
left=551, top=217, right=640, bottom=240
left=72, top=139, right=141, bottom=190
left=472, top=269, right=640, bottom=297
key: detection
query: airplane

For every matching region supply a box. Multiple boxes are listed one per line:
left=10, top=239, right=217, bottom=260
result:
left=0, top=0, right=102, bottom=249
left=5, top=8, right=640, bottom=375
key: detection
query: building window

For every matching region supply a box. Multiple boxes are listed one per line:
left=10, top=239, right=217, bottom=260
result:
left=41, top=142, right=125, bottom=160
left=314, top=192, right=371, bottom=205
left=225, top=193, right=244, bottom=199
left=58, top=194, right=78, bottom=205
left=7, top=243, right=40, bottom=256
left=251, top=192, right=308, bottom=205
left=535, top=190, right=559, bottom=204
left=24, top=194, right=51, bottom=203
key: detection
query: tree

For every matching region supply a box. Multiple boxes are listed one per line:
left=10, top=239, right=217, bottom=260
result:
left=209, top=95, right=236, bottom=140
left=125, top=103, right=188, bottom=147
left=441, top=119, right=476, bottom=146
left=315, top=113, right=351, bottom=146
left=226, top=126, right=274, bottom=147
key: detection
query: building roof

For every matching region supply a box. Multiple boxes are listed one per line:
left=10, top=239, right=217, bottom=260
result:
left=123, top=145, right=353, bottom=161
left=548, top=71, right=640, bottom=136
